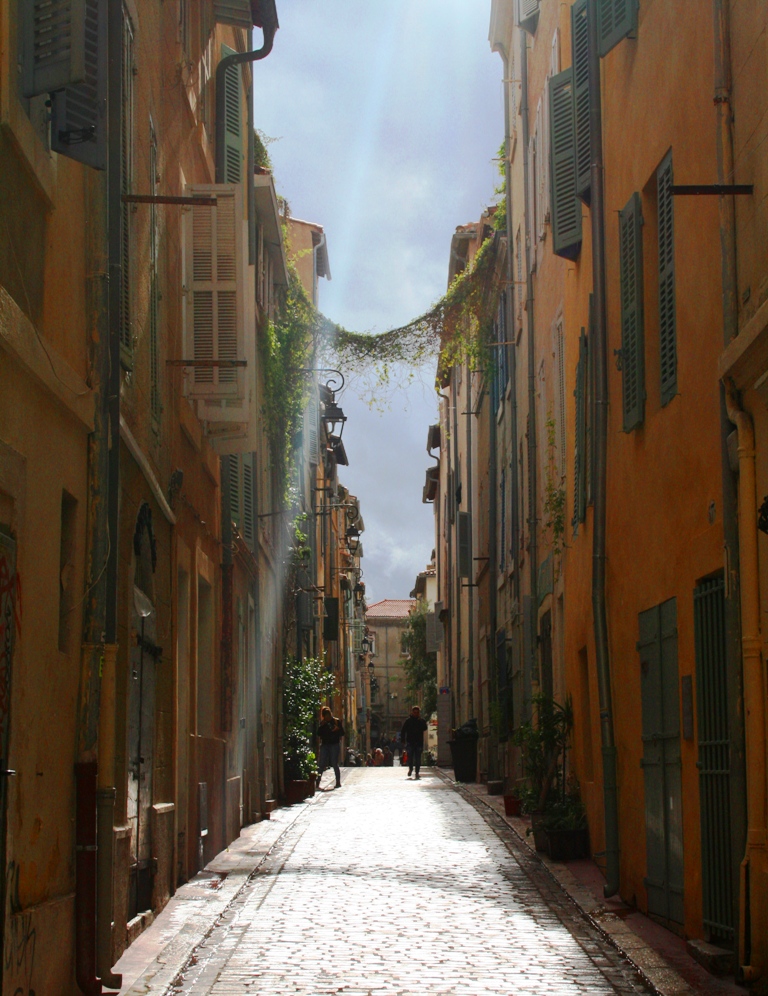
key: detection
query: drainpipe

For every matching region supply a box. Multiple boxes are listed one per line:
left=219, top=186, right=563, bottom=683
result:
left=466, top=360, right=474, bottom=719
left=214, top=4, right=279, bottom=184
left=587, top=0, right=619, bottom=898
left=452, top=383, right=461, bottom=718
left=713, top=0, right=749, bottom=959
left=520, top=30, right=538, bottom=716
left=438, top=392, right=452, bottom=705
left=724, top=381, right=767, bottom=981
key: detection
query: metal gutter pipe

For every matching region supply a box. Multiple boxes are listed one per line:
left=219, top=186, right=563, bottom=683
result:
left=520, top=29, right=538, bottom=716
left=724, top=382, right=767, bottom=980
left=587, top=0, right=619, bottom=898
left=712, top=0, right=749, bottom=962
left=215, top=5, right=279, bottom=184
left=466, top=360, right=474, bottom=718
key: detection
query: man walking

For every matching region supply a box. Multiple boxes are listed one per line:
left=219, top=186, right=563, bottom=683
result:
left=316, top=706, right=344, bottom=789
left=400, top=705, right=428, bottom=780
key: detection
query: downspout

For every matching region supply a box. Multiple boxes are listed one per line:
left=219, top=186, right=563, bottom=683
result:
left=724, top=382, right=767, bottom=981
left=452, top=383, right=461, bottom=718
left=466, top=360, right=474, bottom=718
left=713, top=0, right=749, bottom=963
left=520, top=29, right=538, bottom=715
left=587, top=0, right=619, bottom=898
left=214, top=5, right=279, bottom=183
left=438, top=392, right=451, bottom=705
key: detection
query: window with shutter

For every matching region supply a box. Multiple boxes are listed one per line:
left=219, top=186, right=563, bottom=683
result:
left=222, top=45, right=242, bottom=185
left=458, top=511, right=471, bottom=578
left=46, top=0, right=107, bottom=170
left=619, top=192, right=645, bottom=430
left=213, top=0, right=253, bottom=28
left=22, top=0, right=86, bottom=97
left=224, top=453, right=241, bottom=528
left=518, top=0, right=540, bottom=34
left=184, top=184, right=246, bottom=400
left=549, top=68, right=582, bottom=260
left=572, top=330, right=587, bottom=529
left=118, top=6, right=134, bottom=358
left=598, top=0, right=638, bottom=57
left=571, top=0, right=591, bottom=204
left=242, top=453, right=255, bottom=546
left=306, top=386, right=319, bottom=464
left=657, top=152, right=677, bottom=406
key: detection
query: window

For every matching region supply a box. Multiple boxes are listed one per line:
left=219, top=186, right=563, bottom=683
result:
left=518, top=0, right=540, bottom=34
left=657, top=152, right=677, bottom=406
left=223, top=453, right=256, bottom=549
left=549, top=68, right=582, bottom=260
left=619, top=192, right=645, bottom=430
left=598, top=0, right=638, bottom=57
left=554, top=319, right=566, bottom=477
left=515, top=227, right=524, bottom=330
left=120, top=6, right=135, bottom=361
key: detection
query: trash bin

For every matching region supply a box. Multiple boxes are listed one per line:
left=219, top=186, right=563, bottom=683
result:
left=448, top=737, right=477, bottom=782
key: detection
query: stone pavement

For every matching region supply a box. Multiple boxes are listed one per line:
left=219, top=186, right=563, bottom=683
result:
left=115, top=766, right=665, bottom=996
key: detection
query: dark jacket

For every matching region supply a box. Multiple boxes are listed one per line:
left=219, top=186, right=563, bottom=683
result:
left=401, top=715, right=428, bottom=747
left=316, top=718, right=344, bottom=745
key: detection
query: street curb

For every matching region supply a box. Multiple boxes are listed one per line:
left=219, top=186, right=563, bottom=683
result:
left=435, top=768, right=695, bottom=996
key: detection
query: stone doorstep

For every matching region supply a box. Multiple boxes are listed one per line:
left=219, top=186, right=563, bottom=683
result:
left=686, top=939, right=735, bottom=978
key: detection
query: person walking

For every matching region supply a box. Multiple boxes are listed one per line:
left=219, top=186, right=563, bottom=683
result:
left=316, top=706, right=344, bottom=789
left=400, top=706, right=428, bottom=780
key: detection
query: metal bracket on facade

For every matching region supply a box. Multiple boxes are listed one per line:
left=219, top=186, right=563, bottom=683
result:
left=670, top=184, right=753, bottom=196
left=122, top=194, right=218, bottom=206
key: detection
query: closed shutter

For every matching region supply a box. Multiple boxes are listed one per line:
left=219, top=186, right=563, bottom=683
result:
left=658, top=152, right=677, bottom=406
left=48, top=0, right=106, bottom=170
left=222, top=45, right=242, bottom=185
left=572, top=0, right=590, bottom=204
left=119, top=8, right=134, bottom=354
left=306, top=386, right=319, bottom=464
left=184, top=184, right=245, bottom=400
left=425, top=612, right=438, bottom=654
left=458, top=511, right=471, bottom=578
left=598, top=0, right=637, bottom=57
left=242, top=453, right=255, bottom=547
left=572, top=331, right=587, bottom=528
left=549, top=68, right=582, bottom=260
left=223, top=454, right=241, bottom=528
left=351, top=619, right=363, bottom=653
left=619, top=192, right=645, bottom=431
left=22, top=0, right=86, bottom=97
left=213, top=0, right=253, bottom=28
left=323, top=597, right=339, bottom=642
left=518, top=0, right=539, bottom=34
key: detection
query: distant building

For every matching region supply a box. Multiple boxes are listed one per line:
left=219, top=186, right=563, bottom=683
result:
left=364, top=600, right=415, bottom=743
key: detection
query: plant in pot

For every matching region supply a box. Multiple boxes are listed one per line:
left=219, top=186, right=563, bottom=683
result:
left=283, top=655, right=335, bottom=804
left=512, top=693, right=573, bottom=850
left=541, top=777, right=589, bottom=861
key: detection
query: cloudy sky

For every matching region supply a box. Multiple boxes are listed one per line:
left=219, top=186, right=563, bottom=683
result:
left=254, top=2, right=503, bottom=603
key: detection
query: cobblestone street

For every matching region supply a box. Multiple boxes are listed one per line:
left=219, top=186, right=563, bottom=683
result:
left=122, top=768, right=656, bottom=996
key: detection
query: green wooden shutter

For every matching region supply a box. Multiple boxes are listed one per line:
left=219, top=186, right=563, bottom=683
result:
left=657, top=152, right=677, bottom=406
left=598, top=0, right=638, bottom=57
left=222, top=45, right=242, bottom=185
left=619, top=192, right=645, bottom=431
left=48, top=0, right=107, bottom=170
left=22, top=0, right=87, bottom=97
left=549, top=68, right=582, bottom=260
left=224, top=454, right=241, bottom=529
left=518, top=0, right=540, bottom=35
left=458, top=511, right=471, bottom=578
left=242, top=453, right=255, bottom=547
left=572, top=330, right=587, bottom=528
left=571, top=0, right=591, bottom=204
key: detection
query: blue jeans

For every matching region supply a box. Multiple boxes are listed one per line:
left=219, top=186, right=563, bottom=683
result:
left=407, top=743, right=423, bottom=774
left=319, top=743, right=341, bottom=785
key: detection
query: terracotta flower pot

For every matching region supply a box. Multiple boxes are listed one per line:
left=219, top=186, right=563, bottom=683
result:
left=503, top=794, right=522, bottom=817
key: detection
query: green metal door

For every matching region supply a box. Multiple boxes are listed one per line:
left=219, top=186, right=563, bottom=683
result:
left=694, top=574, right=735, bottom=944
left=638, top=598, right=684, bottom=924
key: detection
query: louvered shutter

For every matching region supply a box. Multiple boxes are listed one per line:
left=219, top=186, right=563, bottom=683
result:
left=47, top=0, right=106, bottom=169
left=549, top=69, right=582, bottom=260
left=242, top=453, right=255, bottom=547
left=518, top=0, right=539, bottom=34
left=213, top=0, right=253, bottom=28
left=426, top=613, right=438, bottom=654
left=306, top=387, right=319, bottom=464
left=657, top=153, right=677, bottom=406
left=572, top=331, right=587, bottom=528
left=619, top=192, right=645, bottom=431
left=222, top=45, right=242, bottom=185
left=458, top=511, right=471, bottom=578
left=22, top=0, right=86, bottom=97
left=351, top=620, right=363, bottom=653
left=223, top=454, right=241, bottom=528
left=118, top=9, right=134, bottom=353
left=598, top=0, right=638, bottom=57
left=185, top=184, right=246, bottom=400
left=572, top=0, right=591, bottom=204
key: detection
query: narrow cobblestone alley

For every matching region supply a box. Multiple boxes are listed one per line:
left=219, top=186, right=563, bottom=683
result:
left=122, top=769, right=656, bottom=996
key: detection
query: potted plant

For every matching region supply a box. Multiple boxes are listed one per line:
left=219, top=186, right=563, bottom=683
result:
left=282, top=655, right=335, bottom=804
left=502, top=788, right=522, bottom=817
left=541, top=781, right=589, bottom=860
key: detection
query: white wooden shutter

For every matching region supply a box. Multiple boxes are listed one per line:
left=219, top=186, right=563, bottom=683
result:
left=184, top=184, right=246, bottom=401
left=22, top=0, right=87, bottom=97
left=306, top=386, right=319, bottom=464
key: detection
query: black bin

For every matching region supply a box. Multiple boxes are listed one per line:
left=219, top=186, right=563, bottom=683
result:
left=448, top=737, right=477, bottom=782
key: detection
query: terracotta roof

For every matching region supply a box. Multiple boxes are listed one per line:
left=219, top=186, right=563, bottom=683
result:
left=365, top=599, right=415, bottom=620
